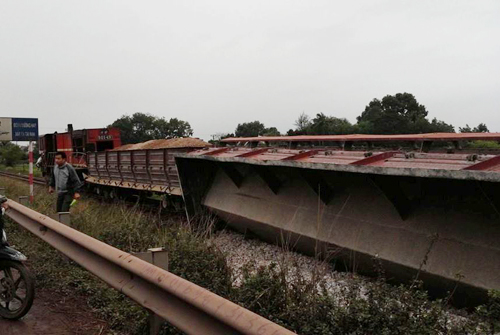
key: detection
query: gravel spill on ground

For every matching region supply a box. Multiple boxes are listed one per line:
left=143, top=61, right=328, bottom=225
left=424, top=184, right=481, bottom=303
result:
left=209, top=229, right=366, bottom=293
left=209, top=229, right=472, bottom=327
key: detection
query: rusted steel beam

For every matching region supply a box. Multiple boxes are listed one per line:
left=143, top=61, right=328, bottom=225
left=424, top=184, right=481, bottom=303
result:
left=282, top=150, right=318, bottom=161
left=84, top=175, right=182, bottom=195
left=221, top=132, right=500, bottom=143
left=203, top=147, right=231, bottom=156
left=463, top=155, right=500, bottom=171
left=350, top=152, right=398, bottom=166
left=5, top=200, right=296, bottom=335
left=236, top=148, right=268, bottom=158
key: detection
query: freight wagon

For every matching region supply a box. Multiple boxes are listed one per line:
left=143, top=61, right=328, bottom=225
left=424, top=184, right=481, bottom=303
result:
left=175, top=132, right=500, bottom=306
left=84, top=138, right=209, bottom=207
left=81, top=131, right=500, bottom=305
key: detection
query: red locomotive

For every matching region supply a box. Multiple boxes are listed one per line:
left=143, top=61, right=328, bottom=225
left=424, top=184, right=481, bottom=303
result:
left=38, top=124, right=121, bottom=179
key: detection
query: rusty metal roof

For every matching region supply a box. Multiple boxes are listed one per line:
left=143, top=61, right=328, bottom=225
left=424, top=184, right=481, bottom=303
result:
left=221, top=132, right=500, bottom=143
left=186, top=147, right=500, bottom=175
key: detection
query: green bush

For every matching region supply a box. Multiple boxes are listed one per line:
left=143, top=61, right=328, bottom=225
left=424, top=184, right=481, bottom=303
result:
left=0, top=143, right=26, bottom=167
left=466, top=140, right=500, bottom=149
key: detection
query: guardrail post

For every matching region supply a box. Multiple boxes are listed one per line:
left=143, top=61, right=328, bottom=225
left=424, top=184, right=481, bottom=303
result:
left=50, top=212, right=71, bottom=226
left=133, top=247, right=168, bottom=335
left=49, top=212, right=72, bottom=263
left=0, top=187, right=5, bottom=194
left=18, top=196, right=29, bottom=206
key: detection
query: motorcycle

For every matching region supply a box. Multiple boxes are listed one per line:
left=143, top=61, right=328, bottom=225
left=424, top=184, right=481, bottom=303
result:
left=0, top=195, right=35, bottom=320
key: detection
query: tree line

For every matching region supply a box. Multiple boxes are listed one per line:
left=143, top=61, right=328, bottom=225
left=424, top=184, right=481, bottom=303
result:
left=229, top=93, right=490, bottom=138
left=1, top=92, right=491, bottom=167
left=109, top=113, right=193, bottom=144
left=107, top=92, right=491, bottom=144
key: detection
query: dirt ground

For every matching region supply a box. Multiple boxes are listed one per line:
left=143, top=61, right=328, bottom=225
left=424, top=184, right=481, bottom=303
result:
left=0, top=288, right=110, bottom=335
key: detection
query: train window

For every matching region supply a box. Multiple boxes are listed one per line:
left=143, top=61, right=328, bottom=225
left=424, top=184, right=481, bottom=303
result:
left=96, top=141, right=114, bottom=151
left=72, top=138, right=85, bottom=152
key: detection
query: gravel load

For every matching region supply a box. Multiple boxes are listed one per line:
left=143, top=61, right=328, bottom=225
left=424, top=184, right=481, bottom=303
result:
left=112, top=137, right=210, bottom=151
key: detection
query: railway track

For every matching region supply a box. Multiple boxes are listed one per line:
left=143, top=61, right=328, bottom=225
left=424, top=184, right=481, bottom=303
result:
left=0, top=171, right=46, bottom=185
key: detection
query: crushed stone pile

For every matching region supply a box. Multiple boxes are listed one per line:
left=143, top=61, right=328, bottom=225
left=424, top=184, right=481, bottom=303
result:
left=113, top=137, right=210, bottom=151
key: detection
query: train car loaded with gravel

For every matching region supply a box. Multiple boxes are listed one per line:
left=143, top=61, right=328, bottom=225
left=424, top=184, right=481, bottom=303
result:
left=174, top=132, right=500, bottom=306
left=84, top=138, right=210, bottom=208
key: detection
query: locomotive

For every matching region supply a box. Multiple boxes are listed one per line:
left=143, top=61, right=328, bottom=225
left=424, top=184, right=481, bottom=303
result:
left=38, top=124, right=122, bottom=180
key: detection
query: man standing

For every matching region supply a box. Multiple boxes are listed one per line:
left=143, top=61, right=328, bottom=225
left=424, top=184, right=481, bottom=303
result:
left=49, top=152, right=82, bottom=212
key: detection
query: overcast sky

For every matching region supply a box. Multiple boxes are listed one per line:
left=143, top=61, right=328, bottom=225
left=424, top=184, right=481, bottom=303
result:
left=1, top=1, right=499, bottom=140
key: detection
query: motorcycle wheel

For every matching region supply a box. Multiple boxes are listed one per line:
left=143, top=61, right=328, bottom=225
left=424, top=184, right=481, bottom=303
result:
left=0, top=260, right=35, bottom=320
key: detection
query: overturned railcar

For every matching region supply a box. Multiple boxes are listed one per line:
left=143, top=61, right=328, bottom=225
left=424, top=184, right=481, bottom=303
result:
left=175, top=133, right=500, bottom=306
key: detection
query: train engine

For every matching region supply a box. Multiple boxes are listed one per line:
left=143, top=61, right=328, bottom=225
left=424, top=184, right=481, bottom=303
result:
left=38, top=124, right=121, bottom=180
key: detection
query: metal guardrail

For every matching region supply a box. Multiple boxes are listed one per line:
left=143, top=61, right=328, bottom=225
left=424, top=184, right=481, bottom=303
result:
left=4, top=200, right=296, bottom=335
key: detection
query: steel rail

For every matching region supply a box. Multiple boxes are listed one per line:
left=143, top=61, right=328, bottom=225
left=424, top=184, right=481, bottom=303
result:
left=0, top=171, right=46, bottom=185
left=5, top=200, right=296, bottom=335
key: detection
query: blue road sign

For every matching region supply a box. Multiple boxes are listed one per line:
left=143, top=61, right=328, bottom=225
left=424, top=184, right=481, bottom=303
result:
left=11, top=118, right=38, bottom=141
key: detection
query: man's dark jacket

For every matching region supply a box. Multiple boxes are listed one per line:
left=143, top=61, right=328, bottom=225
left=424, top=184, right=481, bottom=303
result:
left=49, top=163, right=83, bottom=195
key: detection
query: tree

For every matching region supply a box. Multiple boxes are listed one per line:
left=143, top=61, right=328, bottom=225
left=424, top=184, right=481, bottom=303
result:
left=294, top=113, right=311, bottom=133
left=0, top=143, right=25, bottom=167
left=154, top=117, right=193, bottom=138
left=460, top=123, right=489, bottom=133
left=235, top=121, right=266, bottom=137
left=308, top=113, right=354, bottom=135
left=357, top=93, right=454, bottom=134
left=427, top=118, right=455, bottom=133
left=209, top=132, right=234, bottom=145
left=475, top=123, right=489, bottom=133
left=290, top=113, right=354, bottom=135
left=110, top=113, right=193, bottom=144
left=262, top=127, right=281, bottom=136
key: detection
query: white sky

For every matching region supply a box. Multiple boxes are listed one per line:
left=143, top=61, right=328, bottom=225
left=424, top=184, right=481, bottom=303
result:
left=1, top=0, right=499, bottom=140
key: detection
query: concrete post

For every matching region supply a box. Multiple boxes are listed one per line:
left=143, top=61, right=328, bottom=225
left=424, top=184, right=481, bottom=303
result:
left=18, top=196, right=29, bottom=206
